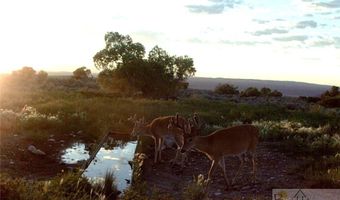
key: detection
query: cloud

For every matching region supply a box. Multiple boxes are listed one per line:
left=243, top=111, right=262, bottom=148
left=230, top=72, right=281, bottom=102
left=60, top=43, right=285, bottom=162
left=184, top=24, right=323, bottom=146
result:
left=252, top=19, right=270, bottom=24
left=296, top=20, right=317, bottom=29
left=186, top=0, right=242, bottom=14
left=276, top=18, right=285, bottom=21
left=252, top=28, right=289, bottom=36
left=310, top=37, right=340, bottom=48
left=220, top=40, right=271, bottom=46
left=334, top=37, right=340, bottom=48
left=186, top=4, right=225, bottom=14
left=273, top=35, right=308, bottom=42
left=314, top=0, right=340, bottom=8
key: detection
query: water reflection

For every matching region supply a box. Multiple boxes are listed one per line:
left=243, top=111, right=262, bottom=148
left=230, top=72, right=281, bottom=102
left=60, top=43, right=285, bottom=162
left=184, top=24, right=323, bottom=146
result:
left=61, top=143, right=89, bottom=164
left=61, top=137, right=137, bottom=192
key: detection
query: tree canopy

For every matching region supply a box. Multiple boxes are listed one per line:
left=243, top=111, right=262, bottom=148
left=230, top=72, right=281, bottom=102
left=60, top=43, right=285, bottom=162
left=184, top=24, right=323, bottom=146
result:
left=93, top=32, right=196, bottom=98
left=214, top=83, right=239, bottom=95
left=73, top=67, right=92, bottom=80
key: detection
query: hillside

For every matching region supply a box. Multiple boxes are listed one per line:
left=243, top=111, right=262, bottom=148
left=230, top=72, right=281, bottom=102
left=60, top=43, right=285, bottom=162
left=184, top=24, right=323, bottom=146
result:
left=13, top=71, right=332, bottom=97
left=188, top=77, right=333, bottom=97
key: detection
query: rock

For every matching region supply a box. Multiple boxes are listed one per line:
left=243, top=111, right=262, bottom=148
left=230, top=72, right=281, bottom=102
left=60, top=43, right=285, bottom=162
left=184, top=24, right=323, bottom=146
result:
left=241, top=186, right=252, bottom=190
left=48, top=138, right=56, bottom=142
left=27, top=145, right=46, bottom=155
left=214, top=192, right=222, bottom=196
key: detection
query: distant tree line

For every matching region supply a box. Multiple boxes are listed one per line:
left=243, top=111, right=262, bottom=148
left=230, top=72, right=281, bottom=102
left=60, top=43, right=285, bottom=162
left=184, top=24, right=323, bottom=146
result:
left=93, top=32, right=196, bottom=98
left=319, top=86, right=340, bottom=107
left=214, top=83, right=283, bottom=97
left=2, top=66, right=49, bottom=89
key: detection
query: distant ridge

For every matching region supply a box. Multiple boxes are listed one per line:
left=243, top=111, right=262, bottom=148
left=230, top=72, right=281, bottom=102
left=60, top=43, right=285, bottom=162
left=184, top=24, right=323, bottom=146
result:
left=32, top=72, right=334, bottom=97
left=48, top=71, right=73, bottom=76
left=188, top=77, right=333, bottom=97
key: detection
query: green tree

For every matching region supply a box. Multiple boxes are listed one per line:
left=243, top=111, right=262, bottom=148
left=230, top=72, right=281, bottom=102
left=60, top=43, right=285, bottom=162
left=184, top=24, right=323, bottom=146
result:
left=260, top=87, right=271, bottom=96
left=12, top=66, right=36, bottom=81
left=269, top=90, right=283, bottom=97
left=73, top=67, right=92, bottom=80
left=93, top=32, right=196, bottom=98
left=240, top=87, right=261, bottom=97
left=214, top=83, right=239, bottom=95
left=329, top=86, right=339, bottom=97
left=321, top=86, right=339, bottom=98
left=36, top=70, right=48, bottom=84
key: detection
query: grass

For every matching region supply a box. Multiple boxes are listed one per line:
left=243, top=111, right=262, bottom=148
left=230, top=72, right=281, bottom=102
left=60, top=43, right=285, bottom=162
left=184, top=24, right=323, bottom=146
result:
left=1, top=80, right=340, bottom=198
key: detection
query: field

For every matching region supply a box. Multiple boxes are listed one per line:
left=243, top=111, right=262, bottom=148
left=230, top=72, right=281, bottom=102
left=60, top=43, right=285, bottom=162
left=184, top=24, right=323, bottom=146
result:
left=0, top=77, right=339, bottom=199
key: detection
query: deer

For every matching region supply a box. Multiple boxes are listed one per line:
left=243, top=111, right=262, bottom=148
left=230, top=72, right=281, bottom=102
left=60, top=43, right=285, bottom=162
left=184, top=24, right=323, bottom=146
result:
left=178, top=120, right=259, bottom=188
left=129, top=114, right=189, bottom=165
left=168, top=113, right=205, bottom=166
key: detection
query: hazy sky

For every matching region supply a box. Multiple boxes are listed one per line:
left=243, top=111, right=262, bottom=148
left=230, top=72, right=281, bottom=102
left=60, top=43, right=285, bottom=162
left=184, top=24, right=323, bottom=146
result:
left=0, top=0, right=339, bottom=86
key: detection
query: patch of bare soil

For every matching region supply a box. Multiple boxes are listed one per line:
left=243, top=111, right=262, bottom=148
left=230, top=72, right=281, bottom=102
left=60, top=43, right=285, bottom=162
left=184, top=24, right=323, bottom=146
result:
left=0, top=133, right=80, bottom=180
left=142, top=142, right=314, bottom=200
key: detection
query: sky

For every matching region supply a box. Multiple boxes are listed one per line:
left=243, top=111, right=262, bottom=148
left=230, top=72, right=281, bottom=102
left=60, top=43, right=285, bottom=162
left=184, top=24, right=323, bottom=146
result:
left=0, top=0, right=339, bottom=86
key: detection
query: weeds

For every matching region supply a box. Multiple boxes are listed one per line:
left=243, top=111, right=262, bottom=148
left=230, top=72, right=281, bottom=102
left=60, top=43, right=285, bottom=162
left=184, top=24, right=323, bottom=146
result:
left=182, top=174, right=209, bottom=200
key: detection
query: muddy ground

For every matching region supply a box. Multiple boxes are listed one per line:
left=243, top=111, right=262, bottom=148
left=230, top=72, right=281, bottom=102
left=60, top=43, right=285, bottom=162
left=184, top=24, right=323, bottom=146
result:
left=142, top=142, right=315, bottom=200
left=0, top=133, right=79, bottom=180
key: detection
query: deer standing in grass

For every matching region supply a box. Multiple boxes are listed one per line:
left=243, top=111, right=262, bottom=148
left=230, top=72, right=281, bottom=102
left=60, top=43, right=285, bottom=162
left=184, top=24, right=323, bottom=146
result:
left=179, top=121, right=259, bottom=188
left=130, top=114, right=189, bottom=165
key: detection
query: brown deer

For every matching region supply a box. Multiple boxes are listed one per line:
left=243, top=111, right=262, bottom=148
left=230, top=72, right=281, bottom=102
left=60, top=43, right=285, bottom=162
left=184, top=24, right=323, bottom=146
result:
left=168, top=113, right=205, bottom=166
left=129, top=114, right=188, bottom=164
left=179, top=122, right=259, bottom=188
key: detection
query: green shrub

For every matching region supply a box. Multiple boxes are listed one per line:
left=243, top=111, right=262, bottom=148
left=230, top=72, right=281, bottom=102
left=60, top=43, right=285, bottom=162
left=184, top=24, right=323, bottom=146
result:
left=214, top=83, right=239, bottom=95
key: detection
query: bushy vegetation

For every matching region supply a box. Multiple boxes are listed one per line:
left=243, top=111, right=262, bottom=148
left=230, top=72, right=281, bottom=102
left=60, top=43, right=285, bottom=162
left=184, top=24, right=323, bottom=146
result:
left=214, top=83, right=239, bottom=95
left=254, top=119, right=340, bottom=187
left=0, top=171, right=120, bottom=200
left=319, top=86, right=340, bottom=108
left=72, top=67, right=93, bottom=80
left=240, top=87, right=283, bottom=97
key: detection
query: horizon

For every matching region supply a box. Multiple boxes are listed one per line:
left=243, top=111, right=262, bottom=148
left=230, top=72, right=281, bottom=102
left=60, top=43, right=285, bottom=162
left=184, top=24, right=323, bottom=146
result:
left=0, top=0, right=339, bottom=86
left=1, top=70, right=337, bottom=87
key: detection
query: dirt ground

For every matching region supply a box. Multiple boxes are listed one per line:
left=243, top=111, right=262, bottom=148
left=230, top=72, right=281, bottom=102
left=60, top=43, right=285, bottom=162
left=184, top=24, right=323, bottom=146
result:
left=0, top=133, right=317, bottom=199
left=0, top=133, right=79, bottom=180
left=142, top=142, right=315, bottom=200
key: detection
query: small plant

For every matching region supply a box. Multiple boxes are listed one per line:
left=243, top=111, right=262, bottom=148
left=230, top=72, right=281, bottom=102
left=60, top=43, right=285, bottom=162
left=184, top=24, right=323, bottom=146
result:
left=93, top=170, right=120, bottom=200
left=0, top=109, right=19, bottom=134
left=182, top=174, right=209, bottom=200
left=303, top=154, right=340, bottom=188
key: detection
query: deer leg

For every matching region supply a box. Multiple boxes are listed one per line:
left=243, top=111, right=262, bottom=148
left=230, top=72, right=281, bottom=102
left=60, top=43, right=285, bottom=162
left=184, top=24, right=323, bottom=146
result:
left=231, top=155, right=244, bottom=185
left=153, top=137, right=159, bottom=163
left=207, top=160, right=218, bottom=183
left=251, top=152, right=256, bottom=183
left=218, top=156, right=230, bottom=187
left=171, top=134, right=183, bottom=166
left=180, top=152, right=187, bottom=169
left=170, top=146, right=180, bottom=165
left=158, top=137, right=164, bottom=162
